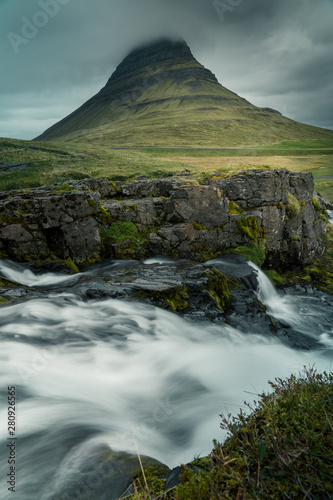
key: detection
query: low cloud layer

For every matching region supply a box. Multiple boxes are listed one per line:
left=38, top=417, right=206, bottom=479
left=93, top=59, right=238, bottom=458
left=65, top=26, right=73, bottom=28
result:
left=1, top=0, right=332, bottom=139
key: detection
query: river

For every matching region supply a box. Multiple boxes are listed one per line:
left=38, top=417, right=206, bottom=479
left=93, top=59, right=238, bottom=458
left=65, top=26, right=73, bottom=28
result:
left=0, top=258, right=332, bottom=499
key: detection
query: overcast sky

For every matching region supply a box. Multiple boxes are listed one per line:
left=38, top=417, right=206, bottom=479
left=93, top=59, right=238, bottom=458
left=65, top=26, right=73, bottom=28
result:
left=1, top=0, right=333, bottom=140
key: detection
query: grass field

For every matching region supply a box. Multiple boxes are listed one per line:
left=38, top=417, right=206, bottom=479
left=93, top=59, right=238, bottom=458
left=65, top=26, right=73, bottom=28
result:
left=1, top=137, right=332, bottom=200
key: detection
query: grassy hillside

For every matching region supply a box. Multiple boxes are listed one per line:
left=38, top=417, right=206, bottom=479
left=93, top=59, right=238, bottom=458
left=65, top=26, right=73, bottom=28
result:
left=1, top=137, right=333, bottom=200
left=36, top=84, right=333, bottom=148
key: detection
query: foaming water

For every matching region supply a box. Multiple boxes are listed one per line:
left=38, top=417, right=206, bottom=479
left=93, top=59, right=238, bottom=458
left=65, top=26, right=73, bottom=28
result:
left=0, top=259, right=332, bottom=499
left=144, top=257, right=179, bottom=265
left=0, top=260, right=81, bottom=287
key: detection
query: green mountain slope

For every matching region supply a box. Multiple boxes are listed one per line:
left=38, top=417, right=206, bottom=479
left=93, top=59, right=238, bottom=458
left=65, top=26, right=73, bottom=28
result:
left=35, top=39, right=333, bottom=147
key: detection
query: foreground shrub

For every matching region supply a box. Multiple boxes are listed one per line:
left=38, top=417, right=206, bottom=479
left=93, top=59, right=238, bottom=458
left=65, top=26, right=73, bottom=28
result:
left=172, top=368, right=333, bottom=499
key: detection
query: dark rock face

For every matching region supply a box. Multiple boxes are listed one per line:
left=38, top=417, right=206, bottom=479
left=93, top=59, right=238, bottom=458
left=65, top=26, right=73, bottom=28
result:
left=0, top=170, right=327, bottom=266
left=215, top=169, right=290, bottom=208
left=165, top=185, right=229, bottom=226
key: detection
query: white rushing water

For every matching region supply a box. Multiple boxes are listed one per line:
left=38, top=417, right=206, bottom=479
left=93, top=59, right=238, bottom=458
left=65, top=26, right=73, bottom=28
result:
left=0, top=259, right=332, bottom=499
left=328, top=210, right=333, bottom=224
left=0, top=259, right=82, bottom=287
left=249, top=261, right=333, bottom=344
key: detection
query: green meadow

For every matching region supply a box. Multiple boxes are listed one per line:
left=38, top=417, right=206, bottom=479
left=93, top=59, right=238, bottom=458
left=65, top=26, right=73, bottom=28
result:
left=1, top=137, right=333, bottom=200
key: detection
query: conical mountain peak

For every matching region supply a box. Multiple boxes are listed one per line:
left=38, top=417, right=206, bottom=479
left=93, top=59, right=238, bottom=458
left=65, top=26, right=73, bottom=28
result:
left=36, top=39, right=333, bottom=146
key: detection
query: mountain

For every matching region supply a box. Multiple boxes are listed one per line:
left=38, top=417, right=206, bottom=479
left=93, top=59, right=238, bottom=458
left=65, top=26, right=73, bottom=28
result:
left=35, top=38, right=333, bottom=147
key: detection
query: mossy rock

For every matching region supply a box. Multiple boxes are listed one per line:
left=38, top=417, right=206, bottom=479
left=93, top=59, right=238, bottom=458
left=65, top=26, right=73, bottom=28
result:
left=312, top=196, right=321, bottom=211
left=228, top=201, right=243, bottom=215
left=283, top=226, right=333, bottom=293
left=137, top=285, right=189, bottom=312
left=205, top=268, right=230, bottom=311
left=264, top=269, right=283, bottom=286
left=229, top=245, right=266, bottom=267
left=237, top=216, right=266, bottom=247
left=101, top=220, right=151, bottom=259
left=0, top=276, right=20, bottom=287
left=286, top=192, right=301, bottom=219
left=53, top=183, right=72, bottom=192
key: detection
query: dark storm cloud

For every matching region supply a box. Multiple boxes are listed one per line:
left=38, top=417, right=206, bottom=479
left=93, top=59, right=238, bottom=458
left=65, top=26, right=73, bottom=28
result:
left=0, top=0, right=332, bottom=139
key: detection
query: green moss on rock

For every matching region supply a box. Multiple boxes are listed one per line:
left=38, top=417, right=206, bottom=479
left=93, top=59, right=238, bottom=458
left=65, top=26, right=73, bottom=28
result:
left=97, top=202, right=114, bottom=225
left=237, top=216, right=266, bottom=246
left=205, top=268, right=230, bottom=311
left=0, top=277, right=20, bottom=287
left=228, top=202, right=242, bottom=215
left=101, top=221, right=140, bottom=245
left=286, top=193, right=301, bottom=219
left=264, top=269, right=283, bottom=286
left=283, top=226, right=333, bottom=293
left=53, top=183, right=72, bottom=192
left=230, top=245, right=266, bottom=267
left=312, top=196, right=321, bottom=211
left=138, top=285, right=189, bottom=312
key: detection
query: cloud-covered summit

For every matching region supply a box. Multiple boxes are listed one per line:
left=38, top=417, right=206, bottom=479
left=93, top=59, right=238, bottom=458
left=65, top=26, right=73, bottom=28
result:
left=1, top=0, right=332, bottom=139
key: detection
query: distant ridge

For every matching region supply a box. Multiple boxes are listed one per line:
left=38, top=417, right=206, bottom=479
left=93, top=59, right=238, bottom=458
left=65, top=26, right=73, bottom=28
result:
left=36, top=39, right=333, bottom=146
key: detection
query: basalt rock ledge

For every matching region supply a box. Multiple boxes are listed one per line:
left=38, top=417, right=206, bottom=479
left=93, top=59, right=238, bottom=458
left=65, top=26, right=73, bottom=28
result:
left=0, top=169, right=327, bottom=268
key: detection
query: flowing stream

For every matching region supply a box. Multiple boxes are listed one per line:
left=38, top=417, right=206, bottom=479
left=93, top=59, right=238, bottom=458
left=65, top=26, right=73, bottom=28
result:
left=0, top=258, right=332, bottom=499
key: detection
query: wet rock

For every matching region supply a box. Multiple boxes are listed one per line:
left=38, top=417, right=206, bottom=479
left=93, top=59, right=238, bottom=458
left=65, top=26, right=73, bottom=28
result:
left=47, top=445, right=168, bottom=500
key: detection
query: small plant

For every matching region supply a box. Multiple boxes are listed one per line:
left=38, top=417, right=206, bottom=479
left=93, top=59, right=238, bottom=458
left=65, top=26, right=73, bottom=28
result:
left=128, top=464, right=170, bottom=499
left=286, top=193, right=300, bottom=219
left=101, top=221, right=140, bottom=244
left=312, top=196, right=321, bottom=211
left=228, top=202, right=242, bottom=215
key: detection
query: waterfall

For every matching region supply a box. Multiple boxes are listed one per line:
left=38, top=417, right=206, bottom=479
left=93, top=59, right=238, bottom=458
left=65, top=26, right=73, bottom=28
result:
left=249, top=261, right=333, bottom=343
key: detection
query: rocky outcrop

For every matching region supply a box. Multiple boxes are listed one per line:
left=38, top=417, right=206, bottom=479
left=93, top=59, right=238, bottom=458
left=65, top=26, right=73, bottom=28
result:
left=0, top=169, right=328, bottom=267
